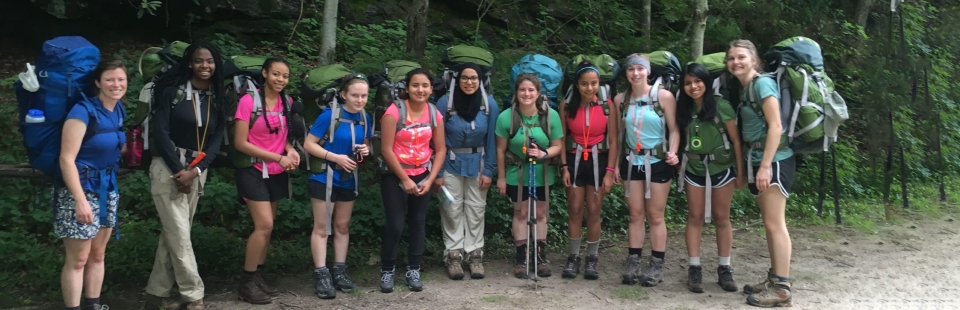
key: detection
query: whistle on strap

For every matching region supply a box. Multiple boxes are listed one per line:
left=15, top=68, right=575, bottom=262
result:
left=188, top=151, right=207, bottom=168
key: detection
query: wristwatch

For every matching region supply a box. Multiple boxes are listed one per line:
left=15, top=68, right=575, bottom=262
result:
left=196, top=167, right=202, bottom=175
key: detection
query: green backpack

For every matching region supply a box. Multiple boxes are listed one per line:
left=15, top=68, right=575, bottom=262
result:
left=370, top=60, right=422, bottom=155
left=298, top=63, right=356, bottom=172
left=647, top=51, right=682, bottom=93
left=562, top=54, right=621, bottom=104
left=440, top=45, right=493, bottom=122
left=692, top=52, right=741, bottom=103
left=761, top=36, right=849, bottom=154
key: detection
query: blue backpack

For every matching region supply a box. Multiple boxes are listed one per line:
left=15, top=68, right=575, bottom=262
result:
left=508, top=54, right=563, bottom=110
left=14, top=36, right=106, bottom=180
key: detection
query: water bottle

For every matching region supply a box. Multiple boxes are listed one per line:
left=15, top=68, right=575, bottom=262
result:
left=125, top=127, right=144, bottom=167
left=24, top=109, right=45, bottom=123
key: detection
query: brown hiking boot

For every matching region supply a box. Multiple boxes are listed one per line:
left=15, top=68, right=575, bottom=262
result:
left=514, top=262, right=528, bottom=279
left=254, top=269, right=280, bottom=296
left=445, top=251, right=465, bottom=280
left=468, top=249, right=485, bottom=279
left=746, top=280, right=792, bottom=307
left=718, top=265, right=738, bottom=292
left=687, top=265, right=704, bottom=293
left=238, top=272, right=272, bottom=304
left=535, top=242, right=551, bottom=277
left=184, top=299, right=205, bottom=310
left=743, top=268, right=775, bottom=294
left=143, top=294, right=181, bottom=310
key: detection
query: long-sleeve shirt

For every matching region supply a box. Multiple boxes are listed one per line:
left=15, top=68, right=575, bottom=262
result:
left=150, top=84, right=225, bottom=173
left=435, top=94, right=499, bottom=178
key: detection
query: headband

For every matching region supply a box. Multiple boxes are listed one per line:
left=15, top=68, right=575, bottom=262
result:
left=576, top=66, right=601, bottom=76
left=626, top=55, right=651, bottom=73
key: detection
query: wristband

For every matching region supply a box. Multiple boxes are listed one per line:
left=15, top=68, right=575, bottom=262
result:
left=605, top=167, right=615, bottom=172
left=196, top=167, right=202, bottom=175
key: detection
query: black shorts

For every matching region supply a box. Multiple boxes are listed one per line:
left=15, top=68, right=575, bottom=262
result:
left=308, top=180, right=358, bottom=202
left=566, top=152, right=610, bottom=187
left=748, top=156, right=796, bottom=197
left=506, top=185, right=547, bottom=203
left=236, top=167, right=289, bottom=202
left=620, top=157, right=674, bottom=183
left=684, top=166, right=736, bottom=188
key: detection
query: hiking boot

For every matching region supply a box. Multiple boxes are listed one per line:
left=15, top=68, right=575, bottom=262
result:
left=82, top=303, right=107, bottom=310
left=561, top=254, right=581, bottom=278
left=184, top=299, right=204, bottom=310
left=144, top=294, right=181, bottom=310
left=379, top=268, right=395, bottom=293
left=405, top=266, right=424, bottom=292
left=718, top=265, right=738, bottom=292
left=238, top=272, right=272, bottom=304
left=621, top=254, right=642, bottom=285
left=314, top=268, right=336, bottom=299
left=584, top=255, right=600, bottom=280
left=468, top=249, right=485, bottom=279
left=746, top=280, right=792, bottom=307
left=332, top=264, right=357, bottom=293
left=254, top=269, right=280, bottom=296
left=445, top=251, right=465, bottom=280
left=743, top=268, right=775, bottom=294
left=639, top=256, right=664, bottom=287
left=514, top=262, right=528, bottom=279
left=688, top=265, right=704, bottom=293
left=535, top=241, right=551, bottom=277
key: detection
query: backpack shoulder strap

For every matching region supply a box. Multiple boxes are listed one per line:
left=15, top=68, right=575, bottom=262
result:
left=509, top=107, right=522, bottom=139
left=428, top=103, right=438, bottom=128
left=394, top=100, right=407, bottom=132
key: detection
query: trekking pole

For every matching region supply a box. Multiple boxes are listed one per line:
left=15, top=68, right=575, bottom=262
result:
left=527, top=137, right=541, bottom=286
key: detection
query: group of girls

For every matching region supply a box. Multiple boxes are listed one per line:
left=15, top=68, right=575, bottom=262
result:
left=53, top=38, right=793, bottom=310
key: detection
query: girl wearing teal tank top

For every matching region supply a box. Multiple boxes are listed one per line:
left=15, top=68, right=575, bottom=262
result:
left=615, top=54, right=679, bottom=287
left=729, top=39, right=795, bottom=308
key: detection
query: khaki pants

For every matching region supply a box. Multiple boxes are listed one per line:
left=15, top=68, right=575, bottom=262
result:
left=440, top=174, right=487, bottom=255
left=145, top=159, right=207, bottom=302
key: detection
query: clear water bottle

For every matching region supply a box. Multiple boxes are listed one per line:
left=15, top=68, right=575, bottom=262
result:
left=24, top=109, right=45, bottom=123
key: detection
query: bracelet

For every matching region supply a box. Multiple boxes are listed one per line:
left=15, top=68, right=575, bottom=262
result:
left=605, top=167, right=615, bottom=172
left=277, top=154, right=284, bottom=162
left=324, top=151, right=328, bottom=160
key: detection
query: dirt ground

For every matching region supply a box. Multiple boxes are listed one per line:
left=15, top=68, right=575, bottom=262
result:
left=25, top=207, right=953, bottom=310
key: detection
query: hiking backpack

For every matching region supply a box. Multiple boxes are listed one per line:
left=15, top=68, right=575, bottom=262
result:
left=440, top=45, right=494, bottom=123
left=508, top=54, right=563, bottom=110
left=647, top=51, right=683, bottom=95
left=692, top=52, right=742, bottom=103
left=299, top=63, right=357, bottom=172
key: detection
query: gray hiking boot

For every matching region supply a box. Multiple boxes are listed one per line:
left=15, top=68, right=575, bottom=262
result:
left=379, top=268, right=395, bottom=293
left=314, top=268, right=336, bottom=299
left=639, top=256, right=664, bottom=287
left=583, top=255, right=600, bottom=280
left=621, top=254, right=642, bottom=285
left=747, top=280, right=792, bottom=307
left=561, top=254, right=581, bottom=278
left=688, top=265, right=704, bottom=293
left=332, top=264, right=356, bottom=292
left=405, top=266, right=424, bottom=292
left=718, top=265, right=738, bottom=292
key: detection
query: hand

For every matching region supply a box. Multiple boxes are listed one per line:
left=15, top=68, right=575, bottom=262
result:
left=601, top=172, right=615, bottom=196
left=278, top=155, right=298, bottom=171
left=526, top=143, right=547, bottom=159
left=497, top=178, right=507, bottom=196
left=433, top=177, right=445, bottom=191
left=755, top=165, right=772, bottom=192
left=417, top=178, right=433, bottom=196
left=665, top=152, right=680, bottom=166
left=614, top=167, right=622, bottom=185
left=562, top=168, right=572, bottom=188
left=171, top=169, right=198, bottom=187
left=355, top=144, right=370, bottom=156
left=286, top=150, right=301, bottom=166
left=334, top=154, right=358, bottom=172
left=479, top=175, right=493, bottom=191
left=176, top=182, right=192, bottom=194
left=402, top=178, right=419, bottom=195
left=74, top=197, right=94, bottom=225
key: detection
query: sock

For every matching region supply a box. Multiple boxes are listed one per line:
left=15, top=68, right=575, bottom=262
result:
left=316, top=266, right=328, bottom=271
left=407, top=264, right=421, bottom=271
left=689, top=257, right=701, bottom=266
left=628, top=248, right=643, bottom=256
left=568, top=238, right=582, bottom=255
left=774, top=274, right=790, bottom=283
left=257, top=264, right=265, bottom=272
left=719, top=256, right=731, bottom=266
left=334, top=262, right=346, bottom=268
left=515, top=244, right=527, bottom=264
left=652, top=251, right=665, bottom=260
left=586, top=239, right=600, bottom=256
left=66, top=307, right=81, bottom=310
left=243, top=269, right=256, bottom=276
left=84, top=297, right=100, bottom=306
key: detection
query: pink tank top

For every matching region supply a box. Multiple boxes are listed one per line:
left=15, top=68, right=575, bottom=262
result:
left=566, top=100, right=609, bottom=153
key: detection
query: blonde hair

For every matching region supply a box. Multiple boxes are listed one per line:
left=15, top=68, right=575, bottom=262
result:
left=726, top=39, right=763, bottom=72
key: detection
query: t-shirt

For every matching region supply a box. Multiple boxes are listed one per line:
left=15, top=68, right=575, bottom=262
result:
left=494, top=108, right=564, bottom=186
left=67, top=97, right=126, bottom=192
left=308, top=107, right=372, bottom=189
left=235, top=93, right=289, bottom=175
left=382, top=102, right=445, bottom=176
left=623, top=97, right=665, bottom=165
left=565, top=101, right=609, bottom=152
left=739, top=76, right=794, bottom=164
left=684, top=98, right=737, bottom=176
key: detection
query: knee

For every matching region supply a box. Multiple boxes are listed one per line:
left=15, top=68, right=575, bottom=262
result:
left=712, top=213, right=731, bottom=228
left=255, top=221, right=274, bottom=234
left=762, top=217, right=785, bottom=232
left=69, top=254, right=88, bottom=271
left=535, top=208, right=548, bottom=221
left=568, top=206, right=584, bottom=219
left=334, top=221, right=350, bottom=236
left=647, top=214, right=665, bottom=226
left=687, top=209, right=705, bottom=224
left=87, top=250, right=106, bottom=265
left=513, top=205, right=528, bottom=220
left=312, top=224, right=329, bottom=238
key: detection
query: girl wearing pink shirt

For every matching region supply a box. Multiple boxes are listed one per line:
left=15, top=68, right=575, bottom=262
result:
left=377, top=68, right=446, bottom=294
left=232, top=57, right=301, bottom=304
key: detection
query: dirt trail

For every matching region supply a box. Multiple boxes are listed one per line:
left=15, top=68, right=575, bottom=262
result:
left=16, top=210, right=960, bottom=310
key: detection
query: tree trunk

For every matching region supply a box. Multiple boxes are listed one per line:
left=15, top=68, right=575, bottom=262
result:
left=855, top=0, right=874, bottom=29
left=690, top=0, right=708, bottom=59
left=643, top=0, right=651, bottom=50
left=406, top=0, right=430, bottom=59
left=318, top=0, right=338, bottom=65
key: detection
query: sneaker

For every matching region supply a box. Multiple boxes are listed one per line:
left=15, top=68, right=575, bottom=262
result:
left=254, top=269, right=280, bottom=296
left=379, top=268, right=396, bottom=293
left=332, top=264, right=357, bottom=293
left=238, top=272, right=272, bottom=304
left=184, top=299, right=204, bottom=310
left=746, top=280, right=792, bottom=307
left=621, top=254, right=642, bottom=285
left=743, top=268, right=775, bottom=294
left=514, top=262, right=528, bottom=279
left=718, top=265, right=738, bottom=292
left=405, top=266, right=424, bottom=292
left=688, top=265, right=704, bottom=293
left=583, top=255, right=600, bottom=280
left=535, top=242, right=551, bottom=277
left=445, top=251, right=465, bottom=280
left=314, top=268, right=336, bottom=299
left=144, top=294, right=181, bottom=310
left=639, top=257, right=664, bottom=287
left=468, top=249, right=485, bottom=279
left=561, top=254, right=581, bottom=278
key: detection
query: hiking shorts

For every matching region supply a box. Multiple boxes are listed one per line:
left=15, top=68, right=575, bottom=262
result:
left=236, top=167, right=289, bottom=202
left=565, top=152, right=609, bottom=187
left=506, top=185, right=547, bottom=203
left=52, top=187, right=119, bottom=240
left=748, top=156, right=796, bottom=198
left=620, top=158, right=674, bottom=183
left=684, top=167, right=737, bottom=188
left=308, top=180, right=358, bottom=202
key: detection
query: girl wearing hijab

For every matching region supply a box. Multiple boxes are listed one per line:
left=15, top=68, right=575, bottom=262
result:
left=434, top=63, right=499, bottom=280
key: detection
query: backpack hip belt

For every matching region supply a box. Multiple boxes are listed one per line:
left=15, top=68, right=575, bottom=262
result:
left=745, top=138, right=787, bottom=183
left=677, top=153, right=716, bottom=224
left=571, top=143, right=603, bottom=193
left=623, top=147, right=662, bottom=199
left=79, top=164, right=120, bottom=240
left=450, top=146, right=485, bottom=179
left=319, top=108, right=365, bottom=236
